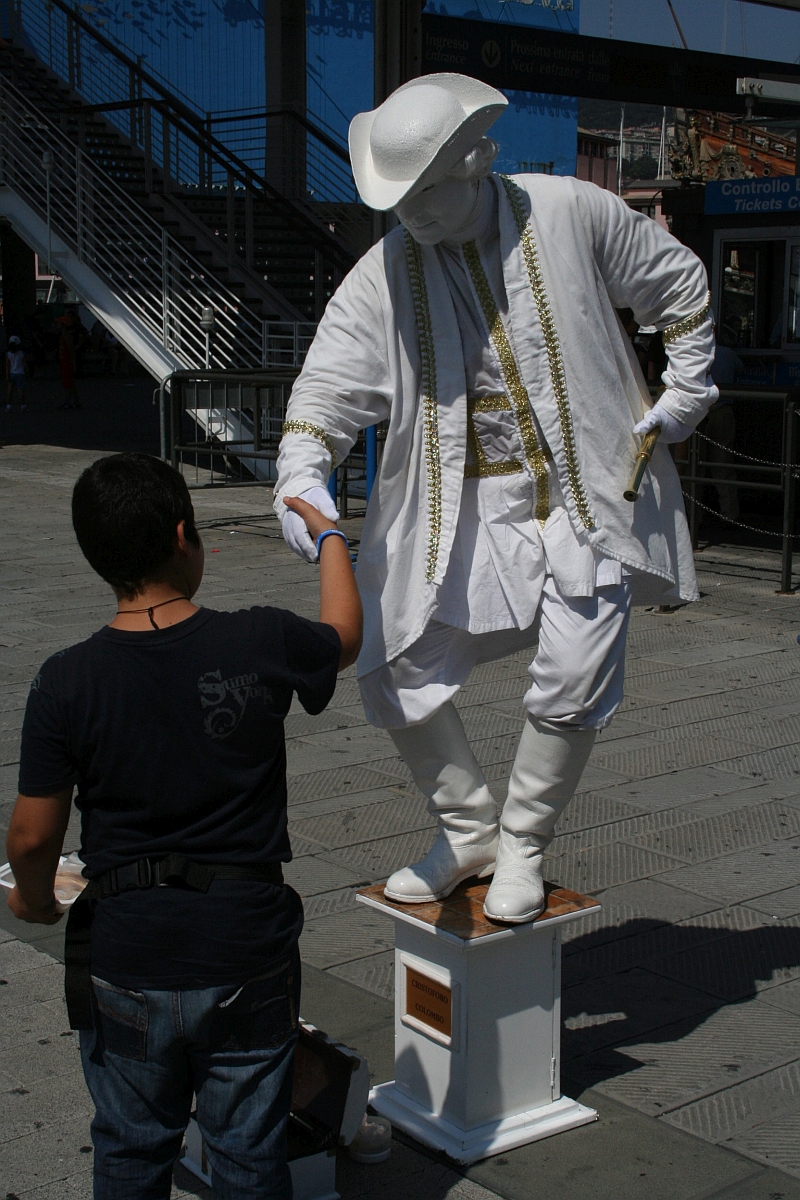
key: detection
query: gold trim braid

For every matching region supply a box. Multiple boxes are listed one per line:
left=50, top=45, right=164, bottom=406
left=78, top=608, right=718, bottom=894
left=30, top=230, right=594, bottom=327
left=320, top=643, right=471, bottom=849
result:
left=464, top=460, right=523, bottom=479
left=404, top=230, right=442, bottom=583
left=469, top=394, right=512, bottom=413
left=282, top=420, right=336, bottom=462
left=662, top=293, right=712, bottom=345
left=463, top=240, right=550, bottom=523
left=501, top=176, right=594, bottom=530
left=466, top=395, right=523, bottom=477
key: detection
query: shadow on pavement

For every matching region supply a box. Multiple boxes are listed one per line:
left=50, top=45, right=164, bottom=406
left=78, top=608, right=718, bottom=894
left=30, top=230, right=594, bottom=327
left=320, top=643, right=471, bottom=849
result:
left=0, top=368, right=160, bottom=455
left=561, top=916, right=800, bottom=1093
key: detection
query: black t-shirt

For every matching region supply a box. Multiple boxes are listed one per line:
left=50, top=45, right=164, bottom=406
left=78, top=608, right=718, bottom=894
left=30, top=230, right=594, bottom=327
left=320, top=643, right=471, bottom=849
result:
left=18, top=607, right=340, bottom=989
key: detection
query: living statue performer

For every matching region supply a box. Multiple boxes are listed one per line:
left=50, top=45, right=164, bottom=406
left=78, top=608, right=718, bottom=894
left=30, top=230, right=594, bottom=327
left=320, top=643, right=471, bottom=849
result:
left=274, top=75, right=716, bottom=923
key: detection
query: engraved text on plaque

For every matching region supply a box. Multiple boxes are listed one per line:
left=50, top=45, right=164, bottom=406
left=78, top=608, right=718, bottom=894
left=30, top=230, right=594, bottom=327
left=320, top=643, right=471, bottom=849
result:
left=405, top=966, right=452, bottom=1038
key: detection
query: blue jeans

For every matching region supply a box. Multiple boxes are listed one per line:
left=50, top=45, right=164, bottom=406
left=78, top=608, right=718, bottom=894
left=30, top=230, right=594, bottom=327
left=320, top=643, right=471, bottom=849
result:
left=80, top=951, right=300, bottom=1200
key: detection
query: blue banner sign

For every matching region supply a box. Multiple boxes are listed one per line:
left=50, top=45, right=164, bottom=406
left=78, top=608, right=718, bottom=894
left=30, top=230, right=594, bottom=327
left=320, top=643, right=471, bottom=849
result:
left=705, top=177, right=800, bottom=215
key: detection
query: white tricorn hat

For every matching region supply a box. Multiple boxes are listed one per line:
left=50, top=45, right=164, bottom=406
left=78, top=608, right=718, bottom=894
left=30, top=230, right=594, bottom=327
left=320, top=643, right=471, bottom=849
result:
left=349, top=73, right=507, bottom=212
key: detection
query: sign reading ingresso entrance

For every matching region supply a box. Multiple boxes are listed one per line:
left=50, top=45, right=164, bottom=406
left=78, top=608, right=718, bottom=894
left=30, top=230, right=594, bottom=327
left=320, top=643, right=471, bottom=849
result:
left=405, top=966, right=452, bottom=1038
left=421, top=13, right=800, bottom=112
left=705, top=177, right=800, bottom=215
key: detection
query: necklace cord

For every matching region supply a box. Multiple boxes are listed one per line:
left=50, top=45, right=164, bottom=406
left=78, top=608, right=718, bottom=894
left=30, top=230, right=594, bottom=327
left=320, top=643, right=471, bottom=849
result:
left=116, top=595, right=189, bottom=630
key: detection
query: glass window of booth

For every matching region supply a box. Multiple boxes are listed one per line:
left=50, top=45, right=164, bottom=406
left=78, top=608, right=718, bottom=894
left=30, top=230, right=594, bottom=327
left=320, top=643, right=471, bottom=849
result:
left=718, top=240, right=785, bottom=350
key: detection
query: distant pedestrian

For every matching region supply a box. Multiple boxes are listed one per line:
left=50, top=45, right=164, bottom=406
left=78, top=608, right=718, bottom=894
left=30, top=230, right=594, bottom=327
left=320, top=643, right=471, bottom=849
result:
left=6, top=335, right=28, bottom=413
left=57, top=314, right=80, bottom=410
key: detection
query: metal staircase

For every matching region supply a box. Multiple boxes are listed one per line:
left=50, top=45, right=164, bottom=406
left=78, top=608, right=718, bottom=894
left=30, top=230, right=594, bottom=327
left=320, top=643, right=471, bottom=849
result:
left=0, top=0, right=369, bottom=378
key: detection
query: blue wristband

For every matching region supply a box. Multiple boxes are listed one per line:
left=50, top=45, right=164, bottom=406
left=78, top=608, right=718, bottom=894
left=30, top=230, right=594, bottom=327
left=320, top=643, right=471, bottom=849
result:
left=315, top=529, right=348, bottom=557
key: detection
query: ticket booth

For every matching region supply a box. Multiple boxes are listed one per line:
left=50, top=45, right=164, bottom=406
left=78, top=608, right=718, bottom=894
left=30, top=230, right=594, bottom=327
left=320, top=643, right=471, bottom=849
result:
left=664, top=179, right=800, bottom=388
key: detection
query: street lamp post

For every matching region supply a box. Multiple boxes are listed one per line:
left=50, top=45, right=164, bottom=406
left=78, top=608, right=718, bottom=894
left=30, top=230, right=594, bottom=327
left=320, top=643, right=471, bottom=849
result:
left=200, top=305, right=216, bottom=369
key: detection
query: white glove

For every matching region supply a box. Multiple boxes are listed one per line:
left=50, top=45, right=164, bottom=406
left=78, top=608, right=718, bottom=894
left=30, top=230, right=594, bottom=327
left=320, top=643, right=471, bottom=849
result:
left=280, top=486, right=339, bottom=563
left=633, top=402, right=695, bottom=445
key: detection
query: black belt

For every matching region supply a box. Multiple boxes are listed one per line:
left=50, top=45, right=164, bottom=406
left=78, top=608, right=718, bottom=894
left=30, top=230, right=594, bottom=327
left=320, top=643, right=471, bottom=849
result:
left=64, top=854, right=284, bottom=1030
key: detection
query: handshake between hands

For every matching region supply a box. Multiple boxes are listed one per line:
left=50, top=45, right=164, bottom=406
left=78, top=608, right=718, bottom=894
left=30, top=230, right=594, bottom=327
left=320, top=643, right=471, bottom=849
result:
left=282, top=486, right=341, bottom=561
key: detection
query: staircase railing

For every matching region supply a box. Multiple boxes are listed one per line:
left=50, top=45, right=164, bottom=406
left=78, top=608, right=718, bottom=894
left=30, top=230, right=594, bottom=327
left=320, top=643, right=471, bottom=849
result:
left=0, top=72, right=311, bottom=371
left=6, top=0, right=362, bottom=258
left=208, top=107, right=357, bottom=204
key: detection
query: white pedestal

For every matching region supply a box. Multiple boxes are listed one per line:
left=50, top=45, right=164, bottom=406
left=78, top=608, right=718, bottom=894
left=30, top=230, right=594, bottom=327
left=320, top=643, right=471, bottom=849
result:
left=357, top=880, right=600, bottom=1165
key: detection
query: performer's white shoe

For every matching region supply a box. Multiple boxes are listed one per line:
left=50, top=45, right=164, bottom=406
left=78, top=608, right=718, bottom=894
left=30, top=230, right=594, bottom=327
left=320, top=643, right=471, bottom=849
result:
left=483, top=716, right=597, bottom=924
left=384, top=823, right=498, bottom=902
left=482, top=830, right=546, bottom=922
left=384, top=701, right=499, bottom=903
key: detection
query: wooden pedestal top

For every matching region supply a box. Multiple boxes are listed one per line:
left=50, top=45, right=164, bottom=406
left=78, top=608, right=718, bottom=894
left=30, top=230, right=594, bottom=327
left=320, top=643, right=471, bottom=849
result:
left=357, top=879, right=599, bottom=941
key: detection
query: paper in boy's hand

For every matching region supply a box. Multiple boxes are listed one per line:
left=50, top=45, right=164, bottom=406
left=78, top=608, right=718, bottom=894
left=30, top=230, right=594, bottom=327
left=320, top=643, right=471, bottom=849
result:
left=0, top=852, right=88, bottom=909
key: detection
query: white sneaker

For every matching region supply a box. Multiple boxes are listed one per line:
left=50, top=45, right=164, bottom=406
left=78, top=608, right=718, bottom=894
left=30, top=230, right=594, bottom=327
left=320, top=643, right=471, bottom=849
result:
left=384, top=826, right=498, bottom=903
left=483, top=829, right=546, bottom=923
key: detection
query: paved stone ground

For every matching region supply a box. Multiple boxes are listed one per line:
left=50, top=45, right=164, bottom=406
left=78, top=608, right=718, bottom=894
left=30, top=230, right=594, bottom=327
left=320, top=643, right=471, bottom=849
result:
left=1, top=439, right=800, bottom=1199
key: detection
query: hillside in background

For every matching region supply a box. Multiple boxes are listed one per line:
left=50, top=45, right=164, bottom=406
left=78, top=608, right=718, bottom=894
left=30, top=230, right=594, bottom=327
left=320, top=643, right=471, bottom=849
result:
left=578, top=100, right=674, bottom=129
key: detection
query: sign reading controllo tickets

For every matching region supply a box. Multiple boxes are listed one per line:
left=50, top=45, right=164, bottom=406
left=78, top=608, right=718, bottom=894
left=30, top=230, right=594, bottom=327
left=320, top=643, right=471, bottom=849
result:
left=705, top=177, right=800, bottom=215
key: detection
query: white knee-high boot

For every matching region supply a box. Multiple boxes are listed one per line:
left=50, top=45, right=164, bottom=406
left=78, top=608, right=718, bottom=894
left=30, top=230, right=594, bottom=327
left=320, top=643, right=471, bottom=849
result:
left=384, top=701, right=499, bottom=902
left=483, top=716, right=596, bottom=923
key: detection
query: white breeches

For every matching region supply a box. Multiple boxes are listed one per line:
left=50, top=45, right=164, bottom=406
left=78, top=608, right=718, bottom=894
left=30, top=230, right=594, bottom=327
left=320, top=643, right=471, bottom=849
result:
left=359, top=574, right=632, bottom=731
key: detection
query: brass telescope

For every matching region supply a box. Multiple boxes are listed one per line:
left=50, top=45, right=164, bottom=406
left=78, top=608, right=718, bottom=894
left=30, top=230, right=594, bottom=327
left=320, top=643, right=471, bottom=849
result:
left=623, top=427, right=660, bottom=503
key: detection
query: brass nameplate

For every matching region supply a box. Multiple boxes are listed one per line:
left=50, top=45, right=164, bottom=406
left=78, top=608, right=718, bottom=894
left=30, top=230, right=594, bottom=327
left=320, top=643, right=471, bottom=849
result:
left=405, top=967, right=452, bottom=1038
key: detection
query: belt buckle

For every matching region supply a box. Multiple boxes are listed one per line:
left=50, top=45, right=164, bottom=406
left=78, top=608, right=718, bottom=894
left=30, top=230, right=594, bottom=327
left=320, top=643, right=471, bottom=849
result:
left=137, top=859, right=153, bottom=888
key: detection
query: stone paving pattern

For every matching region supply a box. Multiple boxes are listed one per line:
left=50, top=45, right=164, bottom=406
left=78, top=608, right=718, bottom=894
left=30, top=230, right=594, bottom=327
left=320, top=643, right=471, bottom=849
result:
left=1, top=442, right=800, bottom=1198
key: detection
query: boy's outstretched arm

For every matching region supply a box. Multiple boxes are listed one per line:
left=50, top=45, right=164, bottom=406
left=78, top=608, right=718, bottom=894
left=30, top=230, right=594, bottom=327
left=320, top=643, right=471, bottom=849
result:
left=6, top=789, right=73, bottom=924
left=283, top=496, right=363, bottom=671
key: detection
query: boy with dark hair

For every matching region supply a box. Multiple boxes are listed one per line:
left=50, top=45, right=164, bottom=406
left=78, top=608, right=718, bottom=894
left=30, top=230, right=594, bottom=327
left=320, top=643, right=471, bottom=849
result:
left=6, top=452, right=362, bottom=1200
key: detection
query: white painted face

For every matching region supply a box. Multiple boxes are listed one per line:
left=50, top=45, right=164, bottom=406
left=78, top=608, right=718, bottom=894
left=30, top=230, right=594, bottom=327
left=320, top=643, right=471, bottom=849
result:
left=394, top=175, right=480, bottom=245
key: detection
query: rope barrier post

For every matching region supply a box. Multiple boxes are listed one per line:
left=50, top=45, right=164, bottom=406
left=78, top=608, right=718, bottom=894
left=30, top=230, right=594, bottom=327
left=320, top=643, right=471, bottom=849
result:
left=778, top=393, right=797, bottom=595
left=688, top=430, right=699, bottom=549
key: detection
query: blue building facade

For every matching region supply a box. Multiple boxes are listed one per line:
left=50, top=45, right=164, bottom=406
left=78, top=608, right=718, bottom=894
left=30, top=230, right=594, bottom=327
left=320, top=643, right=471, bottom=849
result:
left=422, top=1, right=579, bottom=177
left=307, top=0, right=580, bottom=179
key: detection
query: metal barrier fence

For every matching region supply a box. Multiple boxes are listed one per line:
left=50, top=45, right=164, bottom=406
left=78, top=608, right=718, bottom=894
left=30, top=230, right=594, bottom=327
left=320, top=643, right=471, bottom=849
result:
left=164, top=370, right=379, bottom=511
left=675, top=388, right=799, bottom=593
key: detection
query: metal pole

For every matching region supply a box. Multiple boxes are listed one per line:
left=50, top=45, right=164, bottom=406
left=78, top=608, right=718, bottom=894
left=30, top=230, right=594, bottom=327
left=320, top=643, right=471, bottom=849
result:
left=200, top=306, right=216, bottom=370
left=46, top=168, right=51, bottom=272
left=778, top=395, right=797, bottom=594
left=163, top=111, right=171, bottom=193
left=170, top=378, right=179, bottom=470
left=161, top=228, right=169, bottom=350
left=143, top=100, right=152, bottom=194
left=75, top=146, right=83, bottom=262
left=159, top=381, right=167, bottom=460
left=42, top=149, right=54, bottom=275
left=129, top=67, right=136, bottom=145
left=366, top=426, right=377, bottom=500
left=67, top=12, right=75, bottom=90
left=314, top=250, right=324, bottom=320
left=227, top=170, right=235, bottom=265
left=688, top=430, right=699, bottom=549
left=245, top=184, right=254, bottom=268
